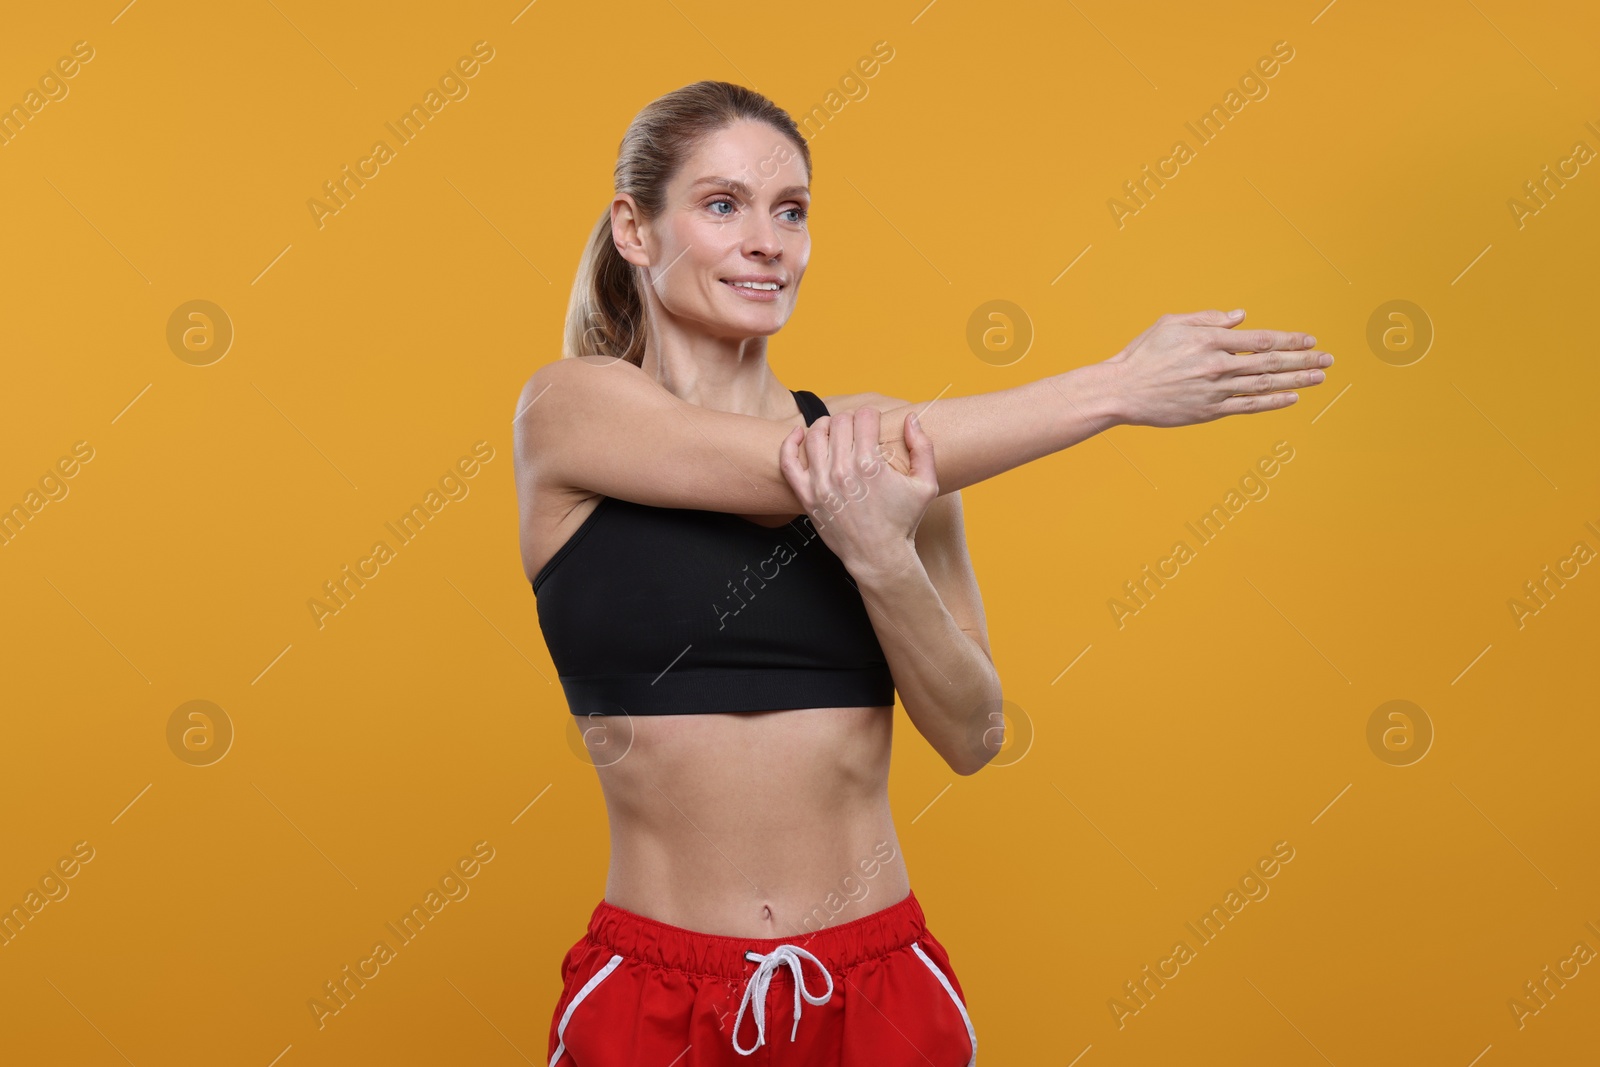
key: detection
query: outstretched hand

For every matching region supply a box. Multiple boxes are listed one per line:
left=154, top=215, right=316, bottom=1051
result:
left=779, top=406, right=939, bottom=581
left=1105, top=308, right=1334, bottom=427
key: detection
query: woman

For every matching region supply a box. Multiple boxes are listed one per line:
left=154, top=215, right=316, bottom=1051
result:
left=514, top=81, right=1331, bottom=1066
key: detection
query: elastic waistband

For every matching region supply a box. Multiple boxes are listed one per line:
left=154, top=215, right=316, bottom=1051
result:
left=584, top=889, right=928, bottom=980
left=560, top=665, right=896, bottom=716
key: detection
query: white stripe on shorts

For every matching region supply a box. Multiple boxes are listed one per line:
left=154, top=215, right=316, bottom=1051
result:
left=912, top=941, right=976, bottom=1067
left=549, top=953, right=625, bottom=1067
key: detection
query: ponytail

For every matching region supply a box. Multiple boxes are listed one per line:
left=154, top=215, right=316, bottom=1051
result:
left=564, top=206, right=646, bottom=365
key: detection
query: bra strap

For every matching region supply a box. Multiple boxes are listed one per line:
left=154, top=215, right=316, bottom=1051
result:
left=790, top=389, right=830, bottom=426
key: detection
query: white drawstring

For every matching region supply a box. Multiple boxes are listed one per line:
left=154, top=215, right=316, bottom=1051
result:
left=732, top=944, right=835, bottom=1056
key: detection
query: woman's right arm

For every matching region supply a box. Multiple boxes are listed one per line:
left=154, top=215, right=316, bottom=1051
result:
left=512, top=308, right=1329, bottom=514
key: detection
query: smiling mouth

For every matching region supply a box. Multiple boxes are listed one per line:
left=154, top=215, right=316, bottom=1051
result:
left=722, top=280, right=784, bottom=291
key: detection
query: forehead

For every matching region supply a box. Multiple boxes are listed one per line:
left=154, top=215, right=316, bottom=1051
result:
left=677, top=120, right=809, bottom=196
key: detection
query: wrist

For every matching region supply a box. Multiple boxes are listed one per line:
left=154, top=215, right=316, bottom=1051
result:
left=1071, top=359, right=1131, bottom=430
left=849, top=539, right=922, bottom=590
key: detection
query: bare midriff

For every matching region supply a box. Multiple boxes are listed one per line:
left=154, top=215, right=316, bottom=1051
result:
left=578, top=704, right=910, bottom=939
left=524, top=394, right=911, bottom=939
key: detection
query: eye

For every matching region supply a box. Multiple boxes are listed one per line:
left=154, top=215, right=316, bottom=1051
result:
left=708, top=197, right=736, bottom=216
left=781, top=206, right=808, bottom=223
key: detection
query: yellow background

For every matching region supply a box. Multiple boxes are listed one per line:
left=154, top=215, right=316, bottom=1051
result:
left=2, top=0, right=1596, bottom=1063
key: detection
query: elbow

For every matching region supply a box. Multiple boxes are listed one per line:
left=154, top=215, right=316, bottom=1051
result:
left=951, top=741, right=998, bottom=776
left=948, top=679, right=1007, bottom=777
left=947, top=700, right=998, bottom=777
left=952, top=752, right=990, bottom=777
left=953, top=733, right=999, bottom=776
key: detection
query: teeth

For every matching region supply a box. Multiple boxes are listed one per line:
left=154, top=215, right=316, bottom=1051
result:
left=729, top=281, right=780, bottom=290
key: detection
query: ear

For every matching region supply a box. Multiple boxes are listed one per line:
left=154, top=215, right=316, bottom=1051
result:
left=612, top=194, right=651, bottom=269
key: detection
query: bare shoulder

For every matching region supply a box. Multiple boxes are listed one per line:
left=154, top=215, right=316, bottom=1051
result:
left=512, top=358, right=574, bottom=442
left=515, top=355, right=625, bottom=424
left=512, top=356, right=650, bottom=485
left=511, top=361, right=571, bottom=484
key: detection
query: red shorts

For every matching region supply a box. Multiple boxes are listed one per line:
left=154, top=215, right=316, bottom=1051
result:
left=545, top=888, right=977, bottom=1066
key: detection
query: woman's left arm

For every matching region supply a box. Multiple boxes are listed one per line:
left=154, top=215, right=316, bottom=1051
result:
left=779, top=396, right=1004, bottom=776
left=856, top=488, right=1003, bottom=776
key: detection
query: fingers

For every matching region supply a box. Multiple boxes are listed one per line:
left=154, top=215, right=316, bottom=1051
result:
left=1230, top=367, right=1328, bottom=396
left=1218, top=390, right=1300, bottom=416
left=904, top=410, right=938, bottom=492
left=831, top=411, right=860, bottom=501
left=779, top=424, right=807, bottom=479
left=801, top=415, right=857, bottom=512
left=854, top=406, right=883, bottom=479
left=790, top=408, right=933, bottom=512
left=802, top=414, right=831, bottom=477
left=1228, top=347, right=1333, bottom=377
left=1110, top=309, right=1244, bottom=363
left=778, top=424, right=816, bottom=512
left=1166, top=308, right=1246, bottom=328
left=832, top=409, right=854, bottom=459
left=1203, top=324, right=1318, bottom=354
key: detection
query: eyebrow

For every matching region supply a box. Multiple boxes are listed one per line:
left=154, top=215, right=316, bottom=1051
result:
left=690, top=176, right=810, bottom=200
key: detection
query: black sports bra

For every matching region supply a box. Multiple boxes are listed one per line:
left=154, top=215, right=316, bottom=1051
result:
left=531, top=389, right=896, bottom=716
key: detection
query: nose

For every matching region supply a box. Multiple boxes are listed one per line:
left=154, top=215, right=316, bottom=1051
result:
left=741, top=212, right=783, bottom=261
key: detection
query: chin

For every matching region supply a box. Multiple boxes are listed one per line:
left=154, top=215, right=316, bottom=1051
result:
left=700, top=303, right=793, bottom=338
left=751, top=306, right=795, bottom=330
left=714, top=317, right=788, bottom=340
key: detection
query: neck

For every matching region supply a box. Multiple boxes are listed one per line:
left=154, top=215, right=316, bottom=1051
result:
left=637, top=303, right=793, bottom=421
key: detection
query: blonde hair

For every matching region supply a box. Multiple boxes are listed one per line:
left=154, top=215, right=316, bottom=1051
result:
left=563, top=81, right=812, bottom=366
